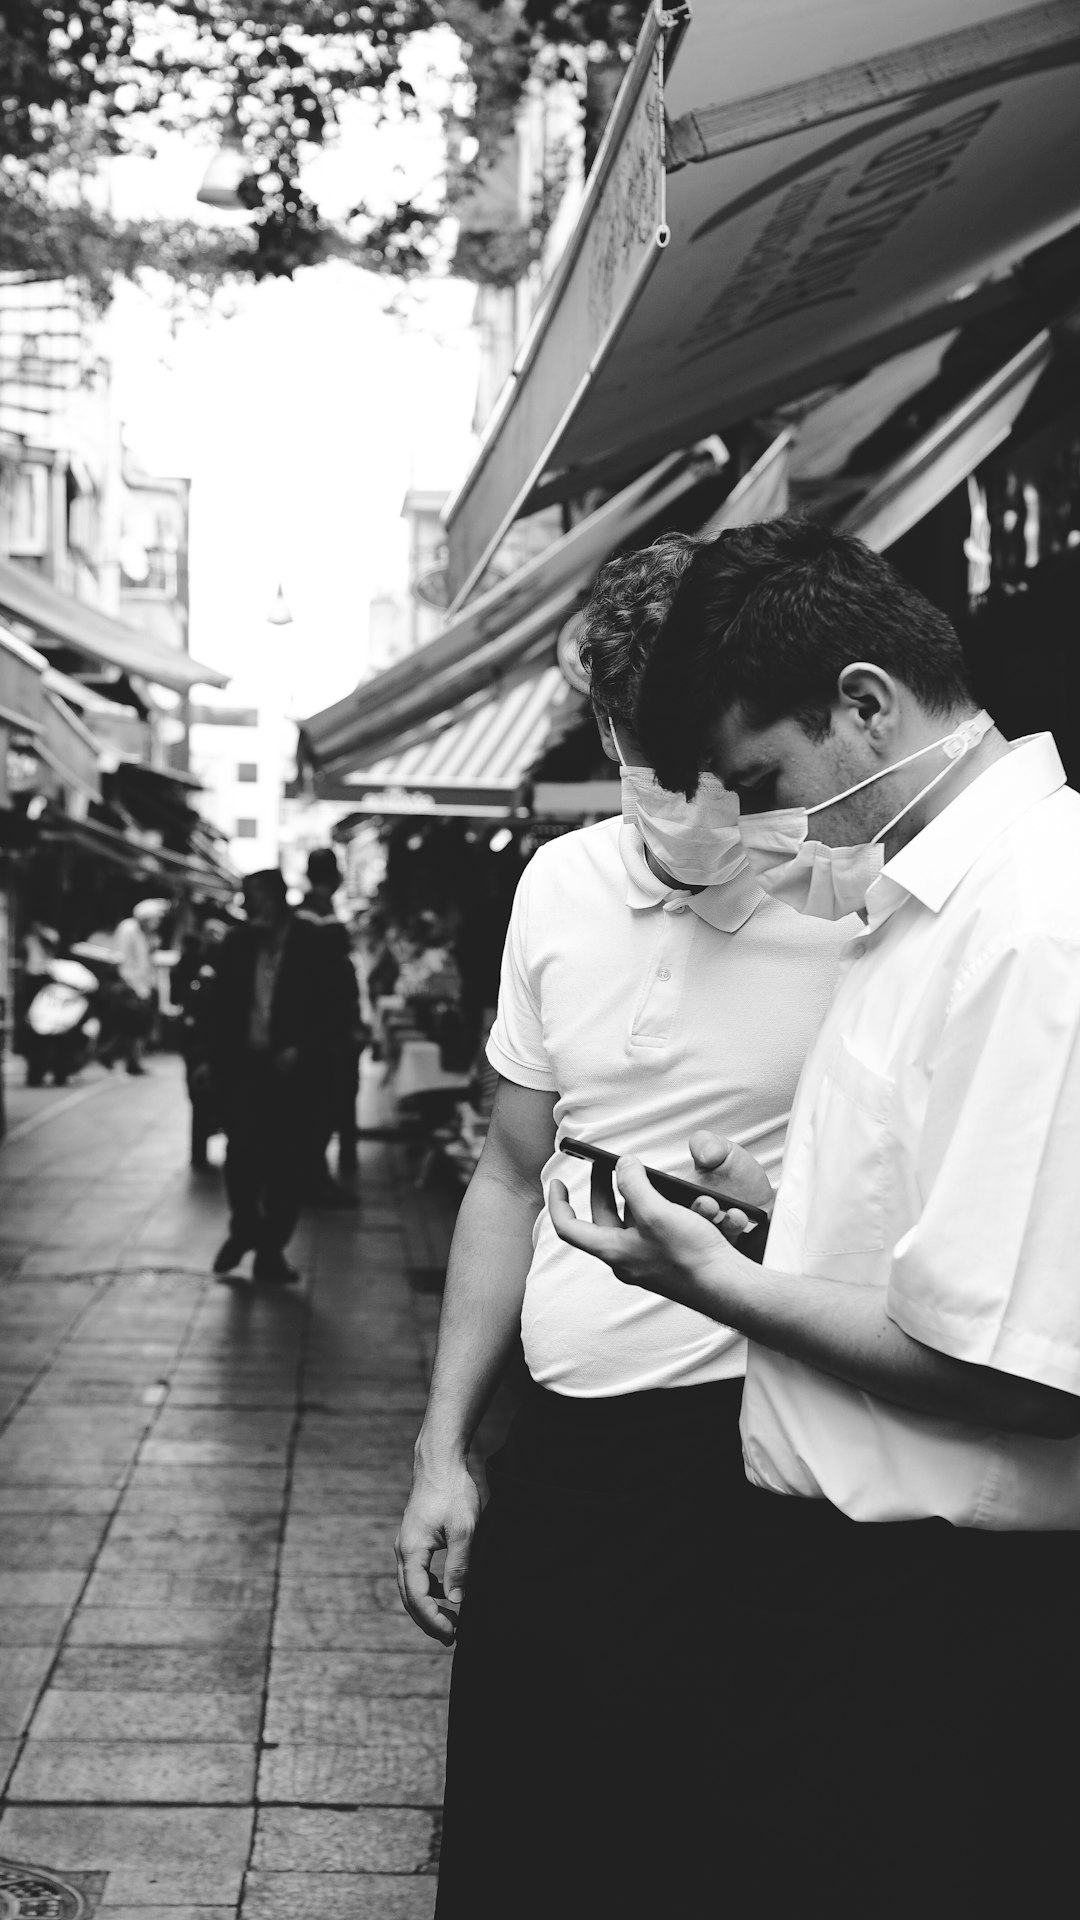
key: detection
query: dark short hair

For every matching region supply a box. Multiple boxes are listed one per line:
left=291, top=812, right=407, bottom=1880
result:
left=578, top=533, right=703, bottom=728
left=306, top=848, right=342, bottom=890
left=243, top=868, right=287, bottom=902
left=636, top=518, right=975, bottom=793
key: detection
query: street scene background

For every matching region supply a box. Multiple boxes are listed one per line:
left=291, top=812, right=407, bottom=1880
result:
left=3, top=0, right=1080, bottom=1912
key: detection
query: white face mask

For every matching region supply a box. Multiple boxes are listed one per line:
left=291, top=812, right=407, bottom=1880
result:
left=612, top=724, right=746, bottom=889
left=741, top=709, right=994, bottom=920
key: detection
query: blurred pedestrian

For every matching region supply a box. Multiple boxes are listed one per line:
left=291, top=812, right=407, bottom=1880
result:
left=102, top=898, right=166, bottom=1074
left=206, top=868, right=344, bottom=1284
left=296, top=848, right=365, bottom=1205
left=173, top=916, right=229, bottom=1171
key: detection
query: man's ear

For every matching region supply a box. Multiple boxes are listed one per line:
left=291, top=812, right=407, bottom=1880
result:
left=834, top=662, right=899, bottom=750
left=595, top=712, right=620, bottom=765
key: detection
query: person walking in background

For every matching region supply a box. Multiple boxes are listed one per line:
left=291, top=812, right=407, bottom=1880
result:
left=105, top=898, right=165, bottom=1075
left=173, top=915, right=230, bottom=1172
left=206, top=868, right=343, bottom=1285
left=295, top=847, right=366, bottom=1204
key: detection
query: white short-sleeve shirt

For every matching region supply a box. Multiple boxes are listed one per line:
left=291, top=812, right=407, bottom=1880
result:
left=742, top=734, right=1080, bottom=1528
left=487, top=815, right=848, bottom=1396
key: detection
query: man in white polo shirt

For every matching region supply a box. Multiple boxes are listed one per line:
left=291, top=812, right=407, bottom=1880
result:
left=395, top=534, right=848, bottom=1919
left=551, top=518, right=1080, bottom=1914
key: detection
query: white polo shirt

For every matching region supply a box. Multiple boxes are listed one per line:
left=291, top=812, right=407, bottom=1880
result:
left=742, top=734, right=1080, bottom=1528
left=487, top=815, right=848, bottom=1396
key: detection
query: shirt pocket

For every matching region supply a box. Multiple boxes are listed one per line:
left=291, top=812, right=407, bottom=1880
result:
left=800, top=1038, right=896, bottom=1258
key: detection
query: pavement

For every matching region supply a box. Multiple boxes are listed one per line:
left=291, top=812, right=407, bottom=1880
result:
left=0, top=1051, right=486, bottom=1920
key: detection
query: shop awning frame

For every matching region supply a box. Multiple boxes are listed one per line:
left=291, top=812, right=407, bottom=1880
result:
left=300, top=440, right=724, bottom=778
left=0, top=555, right=227, bottom=693
left=443, top=0, right=1080, bottom=585
left=840, top=329, right=1052, bottom=550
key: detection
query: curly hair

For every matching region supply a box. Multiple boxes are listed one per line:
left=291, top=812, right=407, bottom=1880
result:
left=578, top=532, right=704, bottom=727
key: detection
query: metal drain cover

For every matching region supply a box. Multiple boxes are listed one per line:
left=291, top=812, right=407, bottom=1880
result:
left=0, top=1862, right=105, bottom=1920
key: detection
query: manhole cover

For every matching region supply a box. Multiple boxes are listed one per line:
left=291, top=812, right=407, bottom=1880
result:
left=0, top=1862, right=104, bottom=1920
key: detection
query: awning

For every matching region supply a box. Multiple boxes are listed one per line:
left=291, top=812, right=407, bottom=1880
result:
left=41, top=812, right=235, bottom=897
left=299, top=441, right=723, bottom=777
left=0, top=555, right=227, bottom=693
left=40, top=692, right=103, bottom=809
left=1, top=622, right=47, bottom=736
left=315, top=666, right=577, bottom=816
left=839, top=329, right=1052, bottom=549
left=445, top=0, right=1080, bottom=592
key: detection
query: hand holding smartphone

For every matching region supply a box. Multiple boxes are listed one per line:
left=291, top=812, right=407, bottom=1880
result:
left=560, top=1138, right=770, bottom=1230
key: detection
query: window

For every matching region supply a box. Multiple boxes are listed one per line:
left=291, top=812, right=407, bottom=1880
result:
left=237, top=762, right=258, bottom=783
left=235, top=818, right=258, bottom=839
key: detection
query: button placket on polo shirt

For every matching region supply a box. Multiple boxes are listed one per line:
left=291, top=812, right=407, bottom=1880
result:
left=628, top=898, right=692, bottom=1047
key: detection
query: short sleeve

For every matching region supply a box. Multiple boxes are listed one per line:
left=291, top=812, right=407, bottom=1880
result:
left=888, top=933, right=1080, bottom=1394
left=486, top=861, right=558, bottom=1094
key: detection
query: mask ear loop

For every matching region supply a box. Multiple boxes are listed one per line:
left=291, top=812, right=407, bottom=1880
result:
left=870, top=710, right=992, bottom=845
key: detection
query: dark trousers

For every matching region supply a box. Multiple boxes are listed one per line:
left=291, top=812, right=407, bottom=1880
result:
left=728, top=1487, right=1080, bottom=1918
left=222, top=1056, right=307, bottom=1253
left=436, top=1377, right=753, bottom=1920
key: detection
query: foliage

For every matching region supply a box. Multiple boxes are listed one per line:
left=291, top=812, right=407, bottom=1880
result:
left=0, top=0, right=646, bottom=298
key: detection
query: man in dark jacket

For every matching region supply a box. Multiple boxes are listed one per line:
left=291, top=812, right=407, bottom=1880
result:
left=207, top=868, right=340, bottom=1284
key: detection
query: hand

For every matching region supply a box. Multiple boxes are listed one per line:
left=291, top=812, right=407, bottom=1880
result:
left=548, top=1155, right=754, bottom=1319
left=395, top=1456, right=480, bottom=1646
left=273, top=1046, right=301, bottom=1075
left=687, top=1130, right=774, bottom=1241
left=689, top=1129, right=773, bottom=1210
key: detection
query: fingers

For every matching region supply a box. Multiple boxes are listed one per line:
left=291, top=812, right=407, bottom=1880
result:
left=611, top=1156, right=663, bottom=1222
left=395, top=1528, right=457, bottom=1646
left=590, top=1158, right=623, bottom=1230
left=443, top=1530, right=471, bottom=1608
left=688, top=1129, right=737, bottom=1173
left=549, top=1180, right=626, bottom=1263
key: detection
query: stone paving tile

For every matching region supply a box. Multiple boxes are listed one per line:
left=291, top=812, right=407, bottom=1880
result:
left=65, top=1609, right=272, bottom=1649
left=50, top=1646, right=267, bottom=1694
left=242, top=1872, right=436, bottom=1920
left=258, top=1741, right=445, bottom=1806
left=0, top=1604, right=72, bottom=1644
left=0, top=1805, right=254, bottom=1899
left=7, top=1741, right=257, bottom=1805
left=251, top=1807, right=437, bottom=1874
left=0, top=1570, right=85, bottom=1605
left=28, top=1690, right=264, bottom=1743
left=0, top=1486, right=120, bottom=1514
left=267, top=1650, right=451, bottom=1700
left=271, top=1609, right=432, bottom=1652
left=92, top=1536, right=279, bottom=1576
left=98, top=1908, right=235, bottom=1920
left=81, top=1572, right=275, bottom=1610
left=0, top=1646, right=56, bottom=1736
left=0, top=1515, right=109, bottom=1568
left=0, top=1740, right=18, bottom=1794
left=263, top=1695, right=449, bottom=1747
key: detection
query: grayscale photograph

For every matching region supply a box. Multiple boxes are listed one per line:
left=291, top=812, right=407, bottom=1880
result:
left=2, top=2, right=1079, bottom=1914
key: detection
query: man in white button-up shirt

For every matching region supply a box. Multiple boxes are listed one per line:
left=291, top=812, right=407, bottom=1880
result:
left=397, top=535, right=848, bottom=1919
left=551, top=518, right=1080, bottom=1915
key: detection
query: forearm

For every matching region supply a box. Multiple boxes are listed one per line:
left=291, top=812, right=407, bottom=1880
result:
left=707, top=1257, right=1079, bottom=1437
left=416, top=1167, right=538, bottom=1465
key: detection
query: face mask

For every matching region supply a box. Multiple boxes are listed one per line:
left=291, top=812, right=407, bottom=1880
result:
left=612, top=724, right=746, bottom=889
left=741, top=709, right=994, bottom=920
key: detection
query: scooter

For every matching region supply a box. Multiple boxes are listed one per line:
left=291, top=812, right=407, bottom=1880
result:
left=24, top=957, right=102, bottom=1086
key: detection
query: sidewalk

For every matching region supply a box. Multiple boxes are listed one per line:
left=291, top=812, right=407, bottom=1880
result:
left=0, top=1053, right=485, bottom=1919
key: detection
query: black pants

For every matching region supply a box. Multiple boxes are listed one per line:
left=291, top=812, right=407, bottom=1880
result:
left=222, top=1057, right=308, bottom=1253
left=436, top=1377, right=753, bottom=1920
left=728, top=1487, right=1080, bottom=1918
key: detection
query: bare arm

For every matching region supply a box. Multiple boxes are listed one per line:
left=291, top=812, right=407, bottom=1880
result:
left=395, top=1075, right=557, bottom=1642
left=549, top=1157, right=1080, bottom=1440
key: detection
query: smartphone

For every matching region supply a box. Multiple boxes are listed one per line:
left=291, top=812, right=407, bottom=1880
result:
left=560, top=1137, right=769, bottom=1229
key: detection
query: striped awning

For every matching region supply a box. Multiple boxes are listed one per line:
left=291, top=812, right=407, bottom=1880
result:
left=315, top=667, right=577, bottom=816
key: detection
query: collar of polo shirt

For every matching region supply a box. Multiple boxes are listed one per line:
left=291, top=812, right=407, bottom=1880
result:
left=619, top=821, right=764, bottom=934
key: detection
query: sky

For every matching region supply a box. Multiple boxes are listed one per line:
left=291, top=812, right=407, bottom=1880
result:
left=104, top=32, right=481, bottom=722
